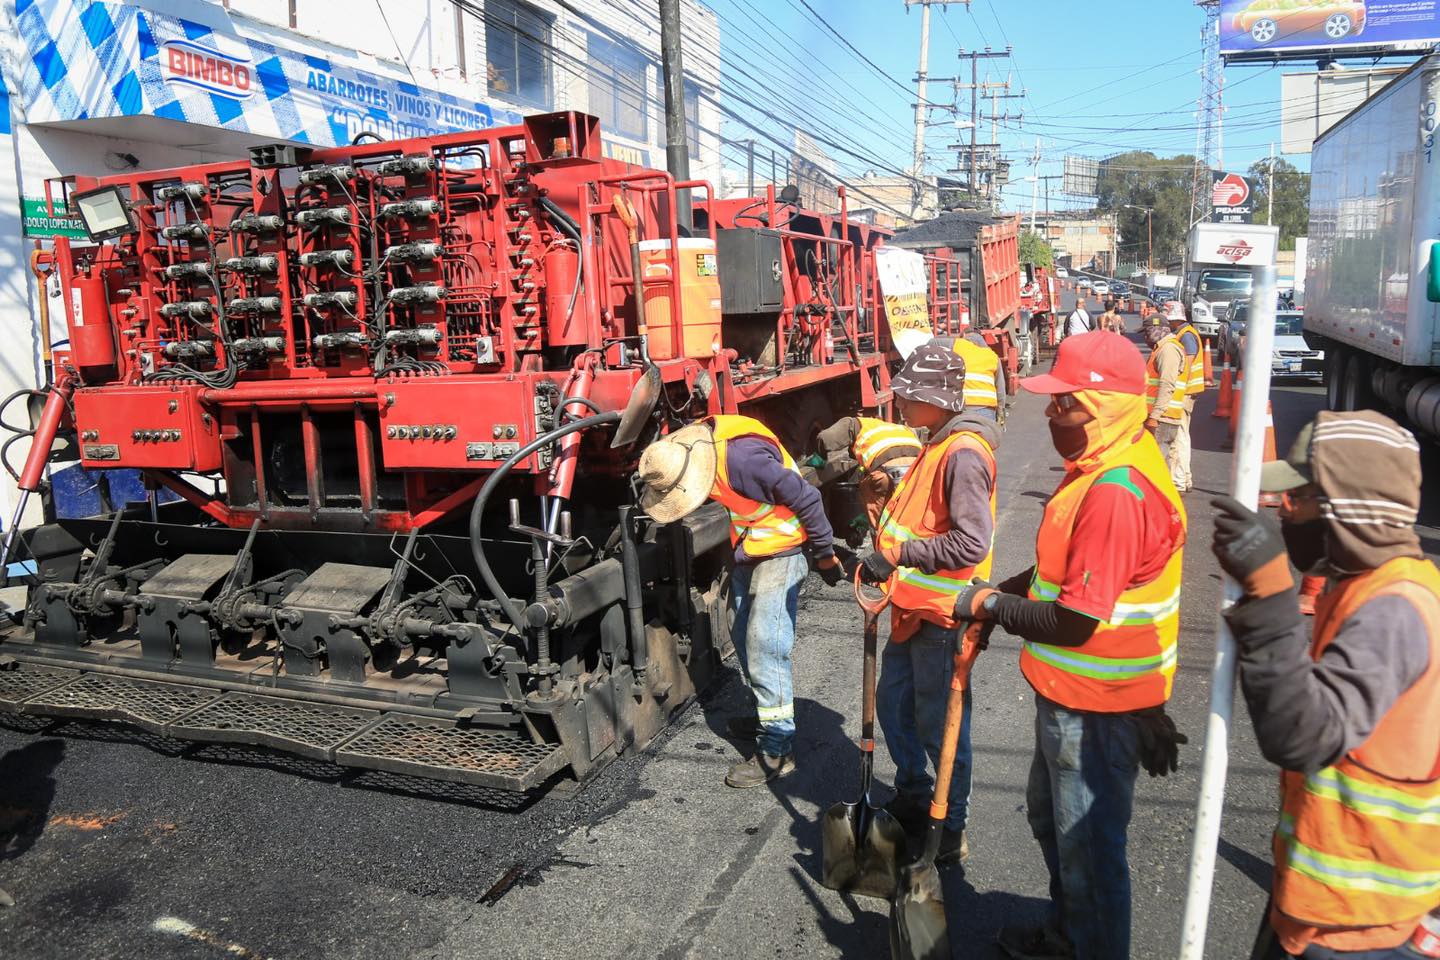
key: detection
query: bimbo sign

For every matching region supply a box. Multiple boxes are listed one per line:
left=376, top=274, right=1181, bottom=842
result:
left=161, top=40, right=254, bottom=100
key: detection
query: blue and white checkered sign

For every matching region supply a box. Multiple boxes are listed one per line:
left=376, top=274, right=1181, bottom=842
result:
left=13, top=0, right=523, bottom=147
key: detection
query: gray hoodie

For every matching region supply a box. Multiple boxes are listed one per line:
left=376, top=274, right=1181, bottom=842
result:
left=897, top=412, right=1001, bottom=574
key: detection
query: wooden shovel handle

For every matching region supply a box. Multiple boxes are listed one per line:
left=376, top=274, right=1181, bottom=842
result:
left=928, top=621, right=986, bottom=822
left=860, top=607, right=878, bottom=749
left=853, top=566, right=890, bottom=616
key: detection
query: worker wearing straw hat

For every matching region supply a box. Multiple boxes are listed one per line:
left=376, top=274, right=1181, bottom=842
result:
left=1212, top=411, right=1440, bottom=959
left=638, top=415, right=842, bottom=789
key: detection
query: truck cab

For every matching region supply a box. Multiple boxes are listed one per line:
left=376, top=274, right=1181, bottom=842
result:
left=1183, top=266, right=1255, bottom=338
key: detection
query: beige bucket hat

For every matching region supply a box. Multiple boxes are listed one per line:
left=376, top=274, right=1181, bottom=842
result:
left=637, top=422, right=718, bottom=523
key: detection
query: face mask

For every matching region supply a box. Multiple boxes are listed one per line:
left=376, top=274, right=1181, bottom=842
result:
left=1281, top=520, right=1327, bottom=574
left=1049, top=420, right=1089, bottom=461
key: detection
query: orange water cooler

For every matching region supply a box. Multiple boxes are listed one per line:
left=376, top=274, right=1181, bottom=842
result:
left=639, top=238, right=723, bottom=360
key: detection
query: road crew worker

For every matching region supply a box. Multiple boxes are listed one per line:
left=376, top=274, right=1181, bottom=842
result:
left=1096, top=300, right=1126, bottom=334
left=812, top=415, right=922, bottom=540
left=638, top=415, right=843, bottom=789
left=953, top=331, right=1189, bottom=960
left=1165, top=300, right=1206, bottom=493
left=1211, top=411, right=1440, bottom=960
left=940, top=332, right=1006, bottom=422
left=855, top=341, right=999, bottom=866
left=1143, top=314, right=1189, bottom=487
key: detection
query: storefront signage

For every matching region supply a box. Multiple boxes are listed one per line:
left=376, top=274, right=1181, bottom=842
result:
left=160, top=39, right=255, bottom=100
left=20, top=197, right=86, bottom=240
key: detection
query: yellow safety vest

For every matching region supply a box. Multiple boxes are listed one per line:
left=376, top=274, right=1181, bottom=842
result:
left=709, top=415, right=807, bottom=559
left=1019, top=435, right=1187, bottom=712
left=1272, top=557, right=1440, bottom=952
left=852, top=417, right=921, bottom=472
left=951, top=337, right=1001, bottom=409
left=1176, top=322, right=1207, bottom=396
left=1145, top=337, right=1187, bottom=421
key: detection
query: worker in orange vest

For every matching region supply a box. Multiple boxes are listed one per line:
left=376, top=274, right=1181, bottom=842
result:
left=954, top=331, right=1189, bottom=960
left=638, top=415, right=843, bottom=789
left=1211, top=411, right=1440, bottom=959
left=1165, top=301, right=1207, bottom=493
left=856, top=341, right=1000, bottom=866
left=812, top=415, right=922, bottom=540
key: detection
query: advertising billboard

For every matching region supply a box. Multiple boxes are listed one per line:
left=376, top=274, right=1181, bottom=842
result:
left=1211, top=171, right=1257, bottom=223
left=1220, top=0, right=1440, bottom=61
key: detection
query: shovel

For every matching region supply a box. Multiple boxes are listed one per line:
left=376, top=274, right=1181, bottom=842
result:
left=820, top=572, right=908, bottom=899
left=890, top=619, right=985, bottom=960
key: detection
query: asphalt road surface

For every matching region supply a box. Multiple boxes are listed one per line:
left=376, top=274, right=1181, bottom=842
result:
left=2, top=303, right=1434, bottom=959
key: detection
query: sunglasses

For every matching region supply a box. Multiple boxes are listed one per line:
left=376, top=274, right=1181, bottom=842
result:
left=1053, top=393, right=1080, bottom=412
left=1280, top=488, right=1325, bottom=511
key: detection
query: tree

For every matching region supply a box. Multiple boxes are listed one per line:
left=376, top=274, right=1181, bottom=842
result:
left=1094, top=151, right=1198, bottom=268
left=1019, top=230, right=1054, bottom=268
left=1248, top=156, right=1310, bottom=251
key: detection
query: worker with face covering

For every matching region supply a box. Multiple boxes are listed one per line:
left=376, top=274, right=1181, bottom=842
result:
left=1211, top=411, right=1440, bottom=960
left=952, top=331, right=1190, bottom=960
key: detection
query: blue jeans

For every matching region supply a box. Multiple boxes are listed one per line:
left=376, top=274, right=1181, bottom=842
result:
left=1254, top=920, right=1431, bottom=960
left=729, top=552, right=807, bottom=757
left=1027, top=695, right=1141, bottom=960
left=876, top=621, right=974, bottom=831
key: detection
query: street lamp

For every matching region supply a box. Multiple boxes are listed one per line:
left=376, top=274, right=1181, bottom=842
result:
left=1124, top=203, right=1153, bottom=274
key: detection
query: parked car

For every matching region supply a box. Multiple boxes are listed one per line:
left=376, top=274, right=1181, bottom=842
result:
left=1055, top=267, right=1070, bottom=278
left=1092, top=280, right=1110, bottom=297
left=1223, top=304, right=1321, bottom=379
left=1076, top=276, right=1092, bottom=290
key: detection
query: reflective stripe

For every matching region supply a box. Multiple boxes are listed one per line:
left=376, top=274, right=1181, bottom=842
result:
left=1278, top=814, right=1440, bottom=897
left=1304, top=768, right=1440, bottom=826
left=896, top=566, right=974, bottom=593
left=1108, top=588, right=1182, bottom=626
left=878, top=513, right=920, bottom=543
left=1029, top=576, right=1061, bottom=602
left=756, top=702, right=795, bottom=723
left=1023, top=640, right=1178, bottom=680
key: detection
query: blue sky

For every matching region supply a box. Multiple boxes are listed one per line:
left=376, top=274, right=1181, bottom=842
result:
left=703, top=0, right=1310, bottom=213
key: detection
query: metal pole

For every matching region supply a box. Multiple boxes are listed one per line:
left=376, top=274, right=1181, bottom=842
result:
left=658, top=0, right=692, bottom=228
left=1147, top=209, right=1153, bottom=272
left=969, top=54, right=978, bottom=202
left=747, top=139, right=755, bottom=196
left=912, top=0, right=932, bottom=182
left=1267, top=141, right=1276, bottom=225
left=1178, top=264, right=1278, bottom=960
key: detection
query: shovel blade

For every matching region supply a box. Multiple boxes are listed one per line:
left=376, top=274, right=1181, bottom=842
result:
left=890, top=863, right=948, bottom=960
left=610, top=365, right=662, bottom=449
left=820, top=800, right=863, bottom=891
left=849, top=809, right=907, bottom=900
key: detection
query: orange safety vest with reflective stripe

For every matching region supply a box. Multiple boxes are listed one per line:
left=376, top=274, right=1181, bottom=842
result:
left=1176, top=322, right=1207, bottom=396
left=1271, top=556, right=1440, bottom=951
left=951, top=337, right=1001, bottom=409
left=874, top=430, right=997, bottom=630
left=1145, top=336, right=1187, bottom=421
left=708, top=415, right=808, bottom=558
left=1019, top=435, right=1187, bottom=712
left=852, top=417, right=921, bottom=472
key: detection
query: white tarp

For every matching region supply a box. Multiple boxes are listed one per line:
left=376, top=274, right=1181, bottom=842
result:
left=874, top=247, right=933, bottom=359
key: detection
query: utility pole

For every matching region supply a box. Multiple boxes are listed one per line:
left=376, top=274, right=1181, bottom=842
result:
left=746, top=139, right=755, bottom=196
left=1267, top=141, right=1275, bottom=225
left=658, top=0, right=692, bottom=227
left=983, top=78, right=1024, bottom=145
left=906, top=0, right=969, bottom=219
left=950, top=47, right=1011, bottom=205
left=1027, top=138, right=1041, bottom=232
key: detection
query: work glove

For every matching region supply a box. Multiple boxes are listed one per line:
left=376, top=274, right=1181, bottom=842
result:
left=814, top=553, right=844, bottom=587
left=1133, top=705, right=1188, bottom=777
left=1144, top=417, right=1159, bottom=434
left=1210, top=495, right=1295, bottom=599
left=953, top=579, right=998, bottom=621
left=857, top=546, right=899, bottom=585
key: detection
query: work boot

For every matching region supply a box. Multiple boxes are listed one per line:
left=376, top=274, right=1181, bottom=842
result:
left=724, top=715, right=762, bottom=740
left=996, top=922, right=1074, bottom=959
left=883, top=790, right=930, bottom=832
left=935, top=827, right=969, bottom=867
left=725, top=751, right=795, bottom=788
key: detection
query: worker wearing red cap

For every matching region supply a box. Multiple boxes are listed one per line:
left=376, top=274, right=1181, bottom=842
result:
left=953, top=331, right=1190, bottom=960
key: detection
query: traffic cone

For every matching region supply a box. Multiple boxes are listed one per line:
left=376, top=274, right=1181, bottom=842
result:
left=1259, top=403, right=1281, bottom=507
left=1203, top=338, right=1215, bottom=386
left=1213, top=359, right=1233, bottom=418
left=1297, top=575, right=1325, bottom=616
left=1228, top=368, right=1243, bottom=442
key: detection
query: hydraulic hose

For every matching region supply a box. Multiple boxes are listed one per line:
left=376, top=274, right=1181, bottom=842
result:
left=469, top=411, right=621, bottom=635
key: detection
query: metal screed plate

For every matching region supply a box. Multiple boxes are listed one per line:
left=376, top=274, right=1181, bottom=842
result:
left=334, top=715, right=569, bottom=791
left=0, top=665, right=80, bottom=713
left=22, top=674, right=223, bottom=734
left=168, top=693, right=382, bottom=762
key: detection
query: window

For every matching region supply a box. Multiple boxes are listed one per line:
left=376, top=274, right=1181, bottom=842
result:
left=684, top=79, right=701, bottom=160
left=587, top=33, right=648, bottom=141
left=487, top=0, right=552, bottom=109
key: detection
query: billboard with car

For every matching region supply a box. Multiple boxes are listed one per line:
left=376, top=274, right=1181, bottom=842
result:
left=1220, top=0, right=1440, bottom=61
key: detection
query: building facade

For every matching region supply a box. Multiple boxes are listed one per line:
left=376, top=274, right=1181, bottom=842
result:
left=0, top=0, right=721, bottom=528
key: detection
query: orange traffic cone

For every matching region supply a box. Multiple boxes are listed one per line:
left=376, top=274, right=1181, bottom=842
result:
left=1260, top=403, right=1281, bottom=507
left=1203, top=338, right=1215, bottom=386
left=1297, top=574, right=1325, bottom=616
left=1213, top=359, right=1233, bottom=418
left=1228, top=368, right=1243, bottom=441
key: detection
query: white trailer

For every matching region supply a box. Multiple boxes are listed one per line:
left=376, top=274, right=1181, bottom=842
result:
left=1305, top=52, right=1440, bottom=429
